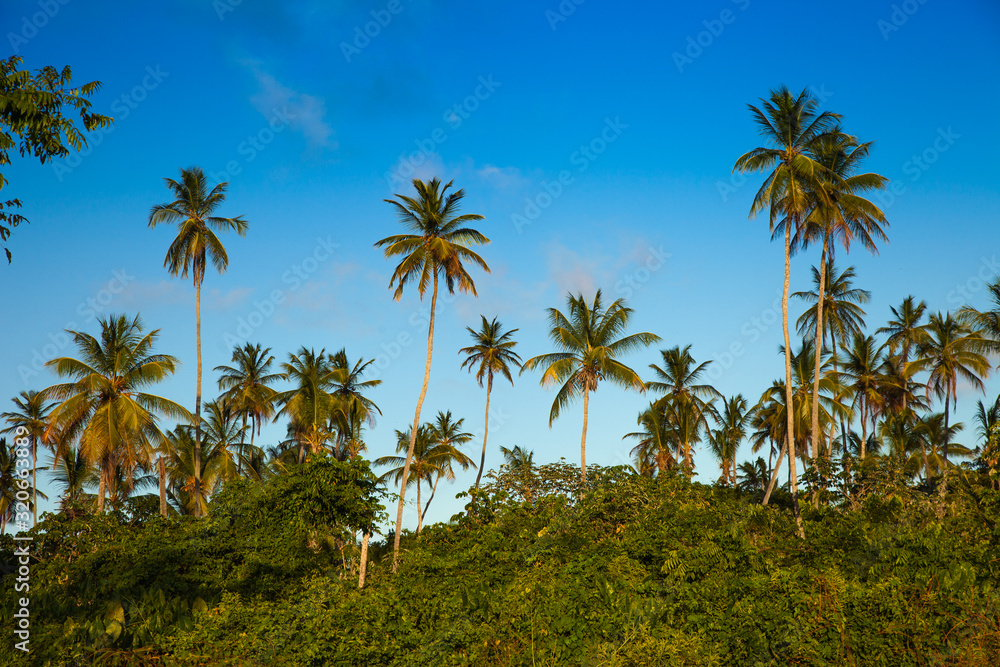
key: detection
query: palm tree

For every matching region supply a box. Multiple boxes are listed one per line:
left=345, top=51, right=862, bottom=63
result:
left=500, top=445, right=537, bottom=501
left=734, top=86, right=840, bottom=539
left=0, top=439, right=21, bottom=534
left=215, top=343, right=281, bottom=458
left=959, top=278, right=1000, bottom=346
left=374, top=177, right=489, bottom=569
left=876, top=296, right=929, bottom=415
left=375, top=424, right=436, bottom=533
left=42, top=314, right=191, bottom=513
left=521, top=290, right=660, bottom=485
left=736, top=457, right=769, bottom=493
left=973, top=396, right=1000, bottom=489
left=48, top=443, right=98, bottom=514
left=328, top=348, right=382, bottom=461
left=420, top=411, right=475, bottom=530
left=149, top=166, right=248, bottom=516
left=161, top=425, right=231, bottom=515
left=1, top=389, right=53, bottom=526
left=909, top=312, right=992, bottom=480
left=647, top=345, right=721, bottom=473
left=623, top=404, right=676, bottom=477
left=709, top=395, right=750, bottom=486
left=840, top=334, right=886, bottom=458
left=459, top=316, right=522, bottom=488
left=276, top=348, right=338, bottom=459
left=798, top=132, right=888, bottom=462
left=200, top=398, right=246, bottom=485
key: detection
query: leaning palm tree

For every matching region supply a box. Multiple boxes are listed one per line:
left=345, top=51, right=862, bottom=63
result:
left=459, top=316, right=522, bottom=487
left=374, top=177, right=489, bottom=569
left=521, top=290, right=660, bottom=485
left=215, top=343, right=281, bottom=456
left=42, top=314, right=191, bottom=513
left=149, top=166, right=248, bottom=516
left=734, top=86, right=840, bottom=539
left=1, top=389, right=53, bottom=526
left=797, top=131, right=888, bottom=463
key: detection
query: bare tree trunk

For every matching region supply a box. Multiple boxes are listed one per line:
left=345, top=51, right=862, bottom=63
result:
left=811, top=239, right=829, bottom=462
left=358, top=532, right=370, bottom=588
left=580, top=387, right=590, bottom=487
left=781, top=221, right=805, bottom=539
left=158, top=456, right=168, bottom=517
left=392, top=274, right=438, bottom=571
left=194, top=280, right=204, bottom=517
left=763, top=436, right=787, bottom=506
left=415, top=479, right=423, bottom=534
left=421, top=474, right=441, bottom=528
left=474, top=374, right=493, bottom=488
left=860, top=402, right=868, bottom=459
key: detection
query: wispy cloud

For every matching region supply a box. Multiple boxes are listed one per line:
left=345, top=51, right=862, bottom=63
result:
left=246, top=62, right=335, bottom=149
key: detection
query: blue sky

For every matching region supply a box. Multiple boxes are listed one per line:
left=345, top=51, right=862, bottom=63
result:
left=4, top=0, right=1000, bottom=529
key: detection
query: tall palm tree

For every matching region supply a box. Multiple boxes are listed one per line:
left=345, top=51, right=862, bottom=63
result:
left=42, top=314, right=191, bottom=513
left=276, top=348, right=338, bottom=459
left=709, top=395, right=750, bottom=486
left=840, top=334, right=886, bottom=458
left=876, top=296, right=929, bottom=414
left=646, top=345, right=721, bottom=473
left=798, top=132, right=888, bottom=462
left=376, top=424, right=442, bottom=533
left=459, top=316, right=522, bottom=487
left=215, top=343, right=281, bottom=456
left=734, top=86, right=840, bottom=539
left=909, top=312, right=992, bottom=479
left=149, top=166, right=248, bottom=516
left=521, top=290, right=660, bottom=485
left=420, top=411, right=475, bottom=530
left=374, top=177, right=489, bottom=569
left=1, top=389, right=53, bottom=526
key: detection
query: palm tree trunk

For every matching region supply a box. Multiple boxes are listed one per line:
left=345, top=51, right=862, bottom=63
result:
left=938, top=387, right=953, bottom=518
left=415, top=479, right=423, bottom=534
left=358, top=532, right=370, bottom=588
left=763, top=436, right=787, bottom=506
left=158, top=456, right=168, bottom=517
left=860, top=402, right=868, bottom=458
left=811, top=238, right=829, bottom=462
left=781, top=220, right=805, bottom=539
left=392, top=272, right=438, bottom=571
left=580, top=386, right=590, bottom=487
left=194, top=279, right=203, bottom=517
left=97, top=466, right=107, bottom=514
left=474, top=374, right=493, bottom=488
left=421, top=474, right=441, bottom=527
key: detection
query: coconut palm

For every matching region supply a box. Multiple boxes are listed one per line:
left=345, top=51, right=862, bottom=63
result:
left=328, top=348, right=382, bottom=461
left=736, top=457, right=769, bottom=493
left=734, top=86, right=841, bottom=538
left=48, top=443, right=98, bottom=514
left=521, top=290, right=660, bottom=485
left=374, top=177, right=489, bottom=569
left=909, top=312, right=992, bottom=478
left=200, top=398, right=246, bottom=485
left=459, top=316, right=522, bottom=488
left=973, top=396, right=1000, bottom=489
left=959, top=278, right=1000, bottom=347
left=709, top=395, right=750, bottom=486
left=148, top=167, right=248, bottom=516
left=647, top=345, right=721, bottom=473
left=624, top=404, right=676, bottom=477
left=161, top=425, right=227, bottom=515
left=840, top=334, right=886, bottom=458
left=1, top=389, right=53, bottom=526
left=42, top=314, right=191, bottom=513
left=419, top=411, right=475, bottom=530
left=275, top=348, right=339, bottom=459
left=215, top=343, right=281, bottom=457
left=797, top=132, right=888, bottom=462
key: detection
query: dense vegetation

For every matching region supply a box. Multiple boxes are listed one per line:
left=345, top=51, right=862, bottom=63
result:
left=2, top=458, right=1000, bottom=665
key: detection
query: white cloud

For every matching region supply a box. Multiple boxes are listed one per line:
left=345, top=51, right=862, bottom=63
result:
left=246, top=63, right=335, bottom=149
